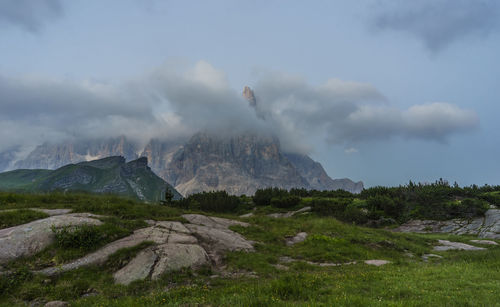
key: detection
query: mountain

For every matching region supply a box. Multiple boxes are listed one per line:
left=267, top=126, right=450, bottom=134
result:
left=0, top=87, right=364, bottom=196
left=164, top=132, right=310, bottom=196
left=284, top=153, right=364, bottom=193
left=0, top=156, right=181, bottom=202
left=13, top=136, right=138, bottom=170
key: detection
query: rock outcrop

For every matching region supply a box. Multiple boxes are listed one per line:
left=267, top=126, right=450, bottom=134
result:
left=11, top=213, right=255, bottom=285
left=165, top=132, right=310, bottom=196
left=284, top=153, right=364, bottom=193
left=394, top=208, right=500, bottom=239
left=0, top=213, right=102, bottom=264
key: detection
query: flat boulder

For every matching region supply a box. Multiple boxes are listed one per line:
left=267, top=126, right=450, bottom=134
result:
left=285, top=232, right=308, bottom=246
left=0, top=213, right=102, bottom=264
left=434, top=240, right=486, bottom=251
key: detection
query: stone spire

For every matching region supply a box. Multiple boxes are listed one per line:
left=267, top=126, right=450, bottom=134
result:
left=242, top=86, right=257, bottom=107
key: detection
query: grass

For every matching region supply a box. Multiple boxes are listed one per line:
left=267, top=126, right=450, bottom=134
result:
left=0, top=209, right=49, bottom=228
left=0, top=192, right=499, bottom=306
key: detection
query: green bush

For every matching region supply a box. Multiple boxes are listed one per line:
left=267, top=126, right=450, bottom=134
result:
left=52, top=223, right=130, bottom=251
left=171, top=191, right=244, bottom=213
left=253, top=188, right=289, bottom=206
left=310, top=198, right=353, bottom=217
left=270, top=195, right=301, bottom=209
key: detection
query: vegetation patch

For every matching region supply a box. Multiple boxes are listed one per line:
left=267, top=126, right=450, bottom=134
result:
left=0, top=209, right=49, bottom=228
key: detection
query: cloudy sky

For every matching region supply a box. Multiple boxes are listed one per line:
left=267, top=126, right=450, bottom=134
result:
left=0, top=0, right=499, bottom=187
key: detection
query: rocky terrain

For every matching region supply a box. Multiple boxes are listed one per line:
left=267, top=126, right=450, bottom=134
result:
left=0, top=209, right=254, bottom=286
left=0, top=156, right=180, bottom=202
left=395, top=206, right=500, bottom=239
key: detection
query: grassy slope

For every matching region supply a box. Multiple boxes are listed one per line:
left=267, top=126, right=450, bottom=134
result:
left=0, top=160, right=177, bottom=202
left=0, top=193, right=499, bottom=306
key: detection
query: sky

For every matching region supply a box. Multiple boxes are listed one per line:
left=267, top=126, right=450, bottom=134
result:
left=0, top=0, right=499, bottom=187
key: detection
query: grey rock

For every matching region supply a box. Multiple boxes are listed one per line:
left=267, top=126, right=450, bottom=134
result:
left=150, top=244, right=209, bottom=279
left=395, top=209, right=500, bottom=240
left=470, top=239, right=498, bottom=245
left=434, top=240, right=486, bottom=251
left=37, top=215, right=255, bottom=285
left=182, top=214, right=249, bottom=229
left=44, top=301, right=69, bottom=307
left=268, top=206, right=311, bottom=218
left=0, top=213, right=102, bottom=264
left=364, top=260, right=390, bottom=266
left=185, top=223, right=254, bottom=264
left=38, top=222, right=198, bottom=275
left=113, top=248, right=158, bottom=285
left=422, top=254, right=443, bottom=262
left=285, top=232, right=308, bottom=246
left=239, top=212, right=254, bottom=218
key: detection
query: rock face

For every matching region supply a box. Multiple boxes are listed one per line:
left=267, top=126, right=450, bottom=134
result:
left=13, top=136, right=138, bottom=170
left=25, top=213, right=254, bottom=285
left=165, top=133, right=310, bottom=196
left=0, top=213, right=102, bottom=264
left=284, top=153, right=364, bottom=193
left=0, top=156, right=181, bottom=202
left=394, top=208, right=500, bottom=239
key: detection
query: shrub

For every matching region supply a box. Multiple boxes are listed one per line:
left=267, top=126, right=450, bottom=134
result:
left=253, top=188, right=288, bottom=206
left=310, top=198, right=353, bottom=217
left=270, top=195, right=301, bottom=209
left=170, top=191, right=244, bottom=213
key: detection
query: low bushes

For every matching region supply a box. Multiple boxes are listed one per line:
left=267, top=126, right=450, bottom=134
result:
left=171, top=191, right=245, bottom=213
left=270, top=196, right=301, bottom=209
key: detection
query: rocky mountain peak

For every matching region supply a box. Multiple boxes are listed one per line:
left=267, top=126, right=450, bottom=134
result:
left=242, top=86, right=256, bottom=107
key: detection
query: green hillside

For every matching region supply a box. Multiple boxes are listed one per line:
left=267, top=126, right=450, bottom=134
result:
left=0, top=191, right=498, bottom=306
left=0, top=157, right=181, bottom=202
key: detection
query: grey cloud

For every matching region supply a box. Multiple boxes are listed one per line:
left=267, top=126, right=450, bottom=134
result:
left=0, top=0, right=62, bottom=32
left=371, top=0, right=500, bottom=52
left=0, top=61, right=479, bottom=154
left=254, top=73, right=479, bottom=146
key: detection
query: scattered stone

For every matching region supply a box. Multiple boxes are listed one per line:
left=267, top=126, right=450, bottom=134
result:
left=395, top=208, right=500, bottom=239
left=0, top=213, right=102, bottom=264
left=470, top=239, right=498, bottom=245
left=422, top=254, right=443, bottom=262
left=239, top=212, right=254, bottom=218
left=44, top=301, right=69, bottom=307
left=272, top=264, right=290, bottom=270
left=267, top=206, right=311, bottom=218
left=434, top=240, right=486, bottom=251
left=279, top=256, right=295, bottom=263
left=364, top=260, right=390, bottom=266
left=285, top=232, right=308, bottom=246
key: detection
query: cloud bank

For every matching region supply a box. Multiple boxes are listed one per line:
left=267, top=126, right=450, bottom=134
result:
left=0, top=61, right=479, bottom=154
left=0, top=0, right=63, bottom=32
left=371, top=0, right=500, bottom=52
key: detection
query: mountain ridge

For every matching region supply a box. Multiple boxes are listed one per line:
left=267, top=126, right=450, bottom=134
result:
left=0, top=156, right=181, bottom=202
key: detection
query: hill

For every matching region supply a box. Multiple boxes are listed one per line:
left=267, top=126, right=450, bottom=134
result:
left=0, top=191, right=498, bottom=306
left=0, top=157, right=181, bottom=202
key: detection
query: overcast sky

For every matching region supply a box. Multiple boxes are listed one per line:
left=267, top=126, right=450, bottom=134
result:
left=0, top=0, right=499, bottom=187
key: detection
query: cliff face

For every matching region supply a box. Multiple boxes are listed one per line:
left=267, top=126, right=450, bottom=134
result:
left=284, top=153, right=364, bottom=193
left=14, top=136, right=138, bottom=170
left=165, top=132, right=310, bottom=196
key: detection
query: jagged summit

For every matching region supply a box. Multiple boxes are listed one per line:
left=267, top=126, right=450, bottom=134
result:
left=242, top=85, right=257, bottom=107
